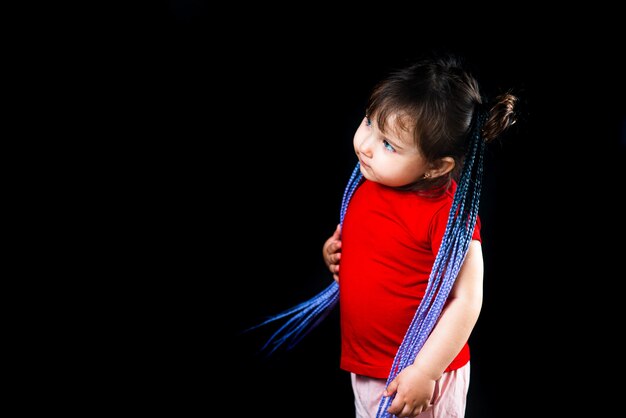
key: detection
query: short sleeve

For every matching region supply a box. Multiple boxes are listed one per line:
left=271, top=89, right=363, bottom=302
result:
left=430, top=207, right=481, bottom=255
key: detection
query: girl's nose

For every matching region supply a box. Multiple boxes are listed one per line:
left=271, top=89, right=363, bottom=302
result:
left=358, top=136, right=373, bottom=158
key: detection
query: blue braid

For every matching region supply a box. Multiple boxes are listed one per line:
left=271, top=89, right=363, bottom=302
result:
left=375, top=110, right=487, bottom=417
left=246, top=163, right=363, bottom=355
left=341, top=163, right=364, bottom=224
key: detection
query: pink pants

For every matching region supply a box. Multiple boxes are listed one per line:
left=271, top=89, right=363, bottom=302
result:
left=350, top=363, right=470, bottom=418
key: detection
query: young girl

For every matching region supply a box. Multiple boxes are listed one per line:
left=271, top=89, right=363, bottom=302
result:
left=254, top=54, right=517, bottom=418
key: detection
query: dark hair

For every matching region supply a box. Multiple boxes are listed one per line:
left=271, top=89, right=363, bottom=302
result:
left=367, top=54, right=517, bottom=191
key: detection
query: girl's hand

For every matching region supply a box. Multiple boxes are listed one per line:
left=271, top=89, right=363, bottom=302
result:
left=384, top=364, right=437, bottom=418
left=322, top=224, right=342, bottom=282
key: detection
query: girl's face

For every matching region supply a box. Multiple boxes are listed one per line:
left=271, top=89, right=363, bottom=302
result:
left=353, top=115, right=429, bottom=188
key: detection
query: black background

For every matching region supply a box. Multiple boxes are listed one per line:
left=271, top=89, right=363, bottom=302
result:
left=132, top=3, right=626, bottom=416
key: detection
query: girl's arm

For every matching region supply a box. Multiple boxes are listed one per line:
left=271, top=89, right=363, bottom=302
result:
left=386, top=240, right=484, bottom=417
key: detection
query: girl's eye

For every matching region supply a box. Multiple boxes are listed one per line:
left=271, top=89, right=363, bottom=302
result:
left=383, top=140, right=396, bottom=152
left=365, top=117, right=372, bottom=127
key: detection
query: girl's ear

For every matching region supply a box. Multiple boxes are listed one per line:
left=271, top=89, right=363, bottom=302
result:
left=427, top=157, right=455, bottom=179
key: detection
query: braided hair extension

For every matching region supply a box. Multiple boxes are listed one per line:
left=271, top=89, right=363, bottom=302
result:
left=375, top=107, right=487, bottom=417
left=245, top=163, right=362, bottom=355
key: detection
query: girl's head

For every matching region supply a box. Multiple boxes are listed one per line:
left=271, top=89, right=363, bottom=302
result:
left=353, top=54, right=517, bottom=191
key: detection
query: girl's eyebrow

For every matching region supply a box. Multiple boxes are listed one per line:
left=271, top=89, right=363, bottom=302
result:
left=373, top=116, right=410, bottom=151
left=377, top=128, right=406, bottom=151
left=388, top=136, right=406, bottom=150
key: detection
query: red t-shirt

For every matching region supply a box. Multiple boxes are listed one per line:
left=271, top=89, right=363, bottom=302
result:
left=339, top=179, right=481, bottom=379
